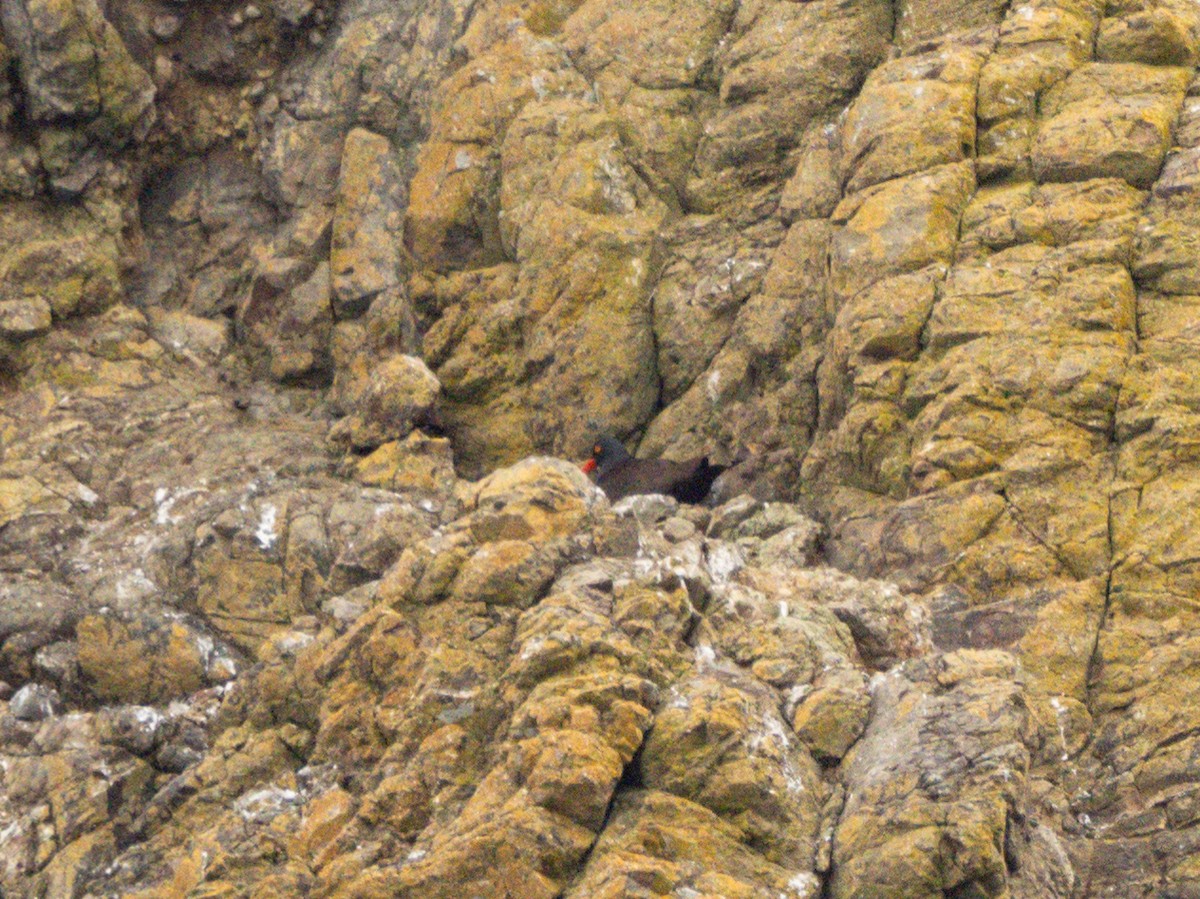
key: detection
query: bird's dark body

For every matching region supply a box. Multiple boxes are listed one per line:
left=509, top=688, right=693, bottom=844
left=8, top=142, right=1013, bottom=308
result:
left=585, top=435, right=725, bottom=503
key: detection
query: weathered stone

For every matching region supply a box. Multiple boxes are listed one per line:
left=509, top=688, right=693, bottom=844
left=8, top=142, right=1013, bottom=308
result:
left=561, top=0, right=735, bottom=94
left=895, top=0, right=1008, bottom=48
left=9, top=682, right=61, bottom=721
left=136, top=153, right=277, bottom=317
left=331, top=128, right=404, bottom=320
left=148, top=309, right=230, bottom=362
left=329, top=354, right=441, bottom=451
left=612, top=493, right=680, bottom=527
left=829, top=163, right=975, bottom=302
left=1032, top=63, right=1190, bottom=189
left=194, top=544, right=290, bottom=652
left=321, top=581, right=376, bottom=630
left=0, top=234, right=121, bottom=320
left=660, top=515, right=697, bottom=543
left=97, top=705, right=165, bottom=756
left=30, top=639, right=77, bottom=694
left=686, top=0, right=891, bottom=211
left=569, top=790, right=822, bottom=898
left=268, top=261, right=334, bottom=382
left=830, top=651, right=1066, bottom=899
left=840, top=48, right=980, bottom=194
left=75, top=612, right=233, bottom=704
left=469, top=456, right=602, bottom=540
left=1, top=0, right=155, bottom=145
left=652, top=216, right=779, bottom=405
left=329, top=501, right=433, bottom=591
left=182, top=16, right=240, bottom=82
left=1097, top=5, right=1200, bottom=66
left=328, top=319, right=370, bottom=413
left=0, top=298, right=51, bottom=338
left=640, top=672, right=825, bottom=866
left=0, top=0, right=1199, bottom=894
left=150, top=13, right=181, bottom=41
left=648, top=215, right=829, bottom=462
left=780, top=123, right=842, bottom=222
left=975, top=0, right=1101, bottom=179
left=790, top=669, right=871, bottom=762
left=349, top=431, right=459, bottom=501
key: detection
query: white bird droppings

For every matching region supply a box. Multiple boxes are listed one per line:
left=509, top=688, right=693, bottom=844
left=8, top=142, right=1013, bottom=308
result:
left=255, top=504, right=278, bottom=550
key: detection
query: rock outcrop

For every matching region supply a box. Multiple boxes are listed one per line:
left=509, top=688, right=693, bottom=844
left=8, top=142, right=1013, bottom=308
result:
left=1, top=0, right=1200, bottom=895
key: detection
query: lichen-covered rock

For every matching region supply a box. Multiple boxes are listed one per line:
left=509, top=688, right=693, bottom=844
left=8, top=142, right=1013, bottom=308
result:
left=840, top=48, right=981, bottom=195
left=686, top=0, right=891, bottom=211
left=1096, top=2, right=1200, bottom=66
left=975, top=0, right=1101, bottom=181
left=135, top=153, right=278, bottom=318
left=789, top=669, right=871, bottom=763
left=0, top=577, right=80, bottom=687
left=0, top=297, right=50, bottom=338
left=831, top=651, right=1069, bottom=899
left=147, top=309, right=230, bottom=363
left=347, top=431, right=459, bottom=500
left=331, top=127, right=405, bottom=321
left=1, top=0, right=155, bottom=145
left=267, top=261, right=335, bottom=382
left=329, top=354, right=441, bottom=451
left=1032, top=63, right=1189, bottom=189
left=569, top=790, right=822, bottom=898
left=0, top=373, right=932, bottom=897
left=75, top=612, right=236, bottom=705
left=8, top=682, right=61, bottom=720
left=1, top=0, right=1200, bottom=893
left=640, top=673, right=825, bottom=866
left=1, top=233, right=121, bottom=320
left=651, top=216, right=780, bottom=406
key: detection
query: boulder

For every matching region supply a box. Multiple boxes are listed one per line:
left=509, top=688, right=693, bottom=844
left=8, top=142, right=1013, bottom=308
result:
left=9, top=682, right=61, bottom=721
left=329, top=354, right=442, bottom=451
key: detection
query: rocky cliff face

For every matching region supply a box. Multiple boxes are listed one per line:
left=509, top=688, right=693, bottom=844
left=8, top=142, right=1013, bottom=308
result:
left=1, top=0, right=1199, bottom=895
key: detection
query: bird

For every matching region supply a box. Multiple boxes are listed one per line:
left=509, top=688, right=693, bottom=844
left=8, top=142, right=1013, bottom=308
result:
left=581, top=434, right=727, bottom=503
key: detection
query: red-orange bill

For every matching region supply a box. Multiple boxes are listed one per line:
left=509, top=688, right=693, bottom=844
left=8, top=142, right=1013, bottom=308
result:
left=581, top=459, right=597, bottom=473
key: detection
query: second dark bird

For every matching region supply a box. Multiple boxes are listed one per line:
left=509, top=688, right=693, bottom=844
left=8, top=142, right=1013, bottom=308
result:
left=581, top=434, right=726, bottom=504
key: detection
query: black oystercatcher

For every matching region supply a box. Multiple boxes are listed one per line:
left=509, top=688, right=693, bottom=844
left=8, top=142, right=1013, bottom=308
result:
left=581, top=434, right=726, bottom=503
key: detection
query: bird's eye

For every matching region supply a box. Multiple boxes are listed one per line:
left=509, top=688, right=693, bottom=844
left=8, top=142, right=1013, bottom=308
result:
left=594, top=444, right=602, bottom=455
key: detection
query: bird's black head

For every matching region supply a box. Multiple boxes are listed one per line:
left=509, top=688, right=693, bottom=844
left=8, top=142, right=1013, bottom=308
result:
left=583, top=434, right=630, bottom=475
